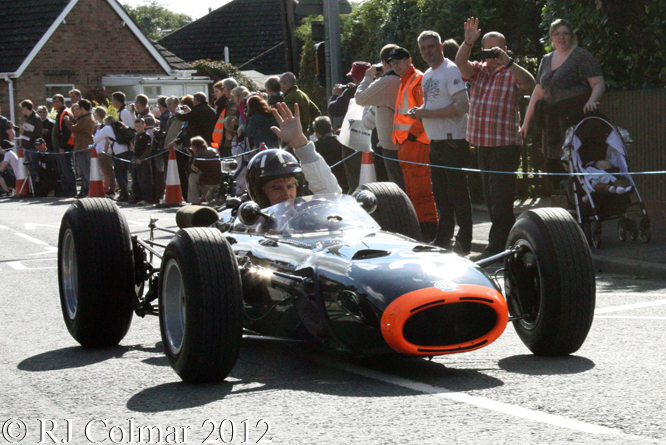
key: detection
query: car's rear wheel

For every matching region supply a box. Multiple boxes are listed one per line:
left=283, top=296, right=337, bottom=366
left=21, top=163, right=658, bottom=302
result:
left=504, top=208, right=595, bottom=356
left=58, top=198, right=135, bottom=347
left=159, top=228, right=243, bottom=383
left=354, top=182, right=422, bottom=240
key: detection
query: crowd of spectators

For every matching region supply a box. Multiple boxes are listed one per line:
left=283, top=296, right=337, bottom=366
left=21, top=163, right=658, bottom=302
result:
left=0, top=16, right=605, bottom=257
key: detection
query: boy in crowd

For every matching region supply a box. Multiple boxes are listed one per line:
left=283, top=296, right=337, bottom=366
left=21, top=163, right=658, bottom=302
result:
left=130, top=118, right=153, bottom=205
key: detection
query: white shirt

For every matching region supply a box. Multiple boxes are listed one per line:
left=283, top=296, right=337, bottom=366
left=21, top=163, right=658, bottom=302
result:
left=93, top=125, right=129, bottom=154
left=421, top=59, right=468, bottom=140
left=1, top=149, right=19, bottom=174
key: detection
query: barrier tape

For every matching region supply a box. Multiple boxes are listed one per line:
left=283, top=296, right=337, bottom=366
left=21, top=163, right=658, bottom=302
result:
left=8, top=145, right=666, bottom=177
left=10, top=146, right=258, bottom=165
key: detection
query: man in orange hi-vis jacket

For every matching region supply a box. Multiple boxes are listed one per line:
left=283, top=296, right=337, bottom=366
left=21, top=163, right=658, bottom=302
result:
left=389, top=47, right=438, bottom=242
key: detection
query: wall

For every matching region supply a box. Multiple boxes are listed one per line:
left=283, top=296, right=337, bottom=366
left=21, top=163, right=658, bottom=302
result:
left=603, top=89, right=666, bottom=203
left=12, top=0, right=168, bottom=111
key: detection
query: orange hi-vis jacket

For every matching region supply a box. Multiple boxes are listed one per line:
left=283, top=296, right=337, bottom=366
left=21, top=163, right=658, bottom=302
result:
left=392, top=65, right=429, bottom=146
left=211, top=109, right=226, bottom=149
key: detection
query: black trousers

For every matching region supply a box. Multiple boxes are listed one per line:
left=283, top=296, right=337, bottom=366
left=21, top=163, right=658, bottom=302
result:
left=429, top=139, right=473, bottom=247
left=477, top=145, right=521, bottom=254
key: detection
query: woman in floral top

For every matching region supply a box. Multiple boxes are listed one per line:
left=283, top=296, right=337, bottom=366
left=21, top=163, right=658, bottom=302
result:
left=520, top=19, right=606, bottom=175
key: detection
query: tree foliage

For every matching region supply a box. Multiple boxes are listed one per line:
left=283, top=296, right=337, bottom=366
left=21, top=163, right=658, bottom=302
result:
left=123, top=0, right=192, bottom=40
left=190, top=60, right=258, bottom=91
left=299, top=0, right=666, bottom=96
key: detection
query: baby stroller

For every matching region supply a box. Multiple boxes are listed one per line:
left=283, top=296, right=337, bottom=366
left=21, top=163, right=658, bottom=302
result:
left=561, top=116, right=650, bottom=249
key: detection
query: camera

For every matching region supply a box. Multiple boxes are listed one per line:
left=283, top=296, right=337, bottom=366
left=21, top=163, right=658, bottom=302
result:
left=221, top=158, right=238, bottom=173
left=480, top=49, right=499, bottom=59
left=374, top=63, right=383, bottom=75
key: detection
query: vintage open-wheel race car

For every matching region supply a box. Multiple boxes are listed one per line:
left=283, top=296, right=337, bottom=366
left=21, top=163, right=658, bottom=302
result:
left=58, top=182, right=596, bottom=383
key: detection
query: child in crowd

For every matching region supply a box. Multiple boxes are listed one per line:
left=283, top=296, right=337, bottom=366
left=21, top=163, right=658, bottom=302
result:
left=130, top=118, right=153, bottom=205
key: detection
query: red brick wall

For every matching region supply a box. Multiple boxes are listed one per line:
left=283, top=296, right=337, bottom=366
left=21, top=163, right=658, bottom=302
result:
left=8, top=0, right=168, bottom=113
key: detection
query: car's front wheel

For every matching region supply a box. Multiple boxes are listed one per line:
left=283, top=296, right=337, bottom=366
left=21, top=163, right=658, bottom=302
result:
left=504, top=208, right=595, bottom=356
left=159, top=228, right=243, bottom=383
left=354, top=182, right=422, bottom=240
left=58, top=198, right=135, bottom=347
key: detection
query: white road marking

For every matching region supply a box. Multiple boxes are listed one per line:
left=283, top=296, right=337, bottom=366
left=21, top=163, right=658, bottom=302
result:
left=27, top=246, right=58, bottom=255
left=326, top=360, right=635, bottom=437
left=595, top=316, right=666, bottom=320
left=0, top=224, right=10, bottom=230
left=24, top=223, right=60, bottom=230
left=6, top=258, right=57, bottom=270
left=595, top=299, right=666, bottom=314
left=14, top=232, right=49, bottom=246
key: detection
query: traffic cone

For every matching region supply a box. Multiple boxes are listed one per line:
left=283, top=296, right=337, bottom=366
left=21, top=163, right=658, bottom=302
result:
left=158, top=147, right=184, bottom=207
left=358, top=151, right=376, bottom=186
left=15, top=147, right=29, bottom=196
left=87, top=148, right=105, bottom=198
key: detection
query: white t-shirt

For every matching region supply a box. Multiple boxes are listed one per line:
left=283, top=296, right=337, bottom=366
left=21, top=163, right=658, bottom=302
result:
left=421, top=59, right=468, bottom=140
left=93, top=125, right=129, bottom=154
left=1, top=149, right=19, bottom=174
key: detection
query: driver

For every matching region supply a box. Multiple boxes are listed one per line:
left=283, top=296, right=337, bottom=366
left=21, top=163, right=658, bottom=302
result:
left=246, top=102, right=341, bottom=208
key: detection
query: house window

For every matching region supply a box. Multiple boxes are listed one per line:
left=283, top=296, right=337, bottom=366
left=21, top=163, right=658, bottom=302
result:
left=46, top=84, right=75, bottom=103
left=143, top=85, right=163, bottom=99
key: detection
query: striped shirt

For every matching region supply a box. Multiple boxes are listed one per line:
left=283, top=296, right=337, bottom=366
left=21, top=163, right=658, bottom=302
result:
left=465, top=61, right=522, bottom=147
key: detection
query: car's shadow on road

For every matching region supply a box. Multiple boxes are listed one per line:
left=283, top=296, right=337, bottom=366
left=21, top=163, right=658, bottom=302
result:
left=497, top=354, right=595, bottom=375
left=126, top=338, right=506, bottom=413
left=17, top=344, right=163, bottom=372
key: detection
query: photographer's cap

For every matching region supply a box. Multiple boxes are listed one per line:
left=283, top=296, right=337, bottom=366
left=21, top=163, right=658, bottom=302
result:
left=1, top=139, right=15, bottom=150
left=35, top=138, right=46, bottom=145
left=387, top=47, right=411, bottom=63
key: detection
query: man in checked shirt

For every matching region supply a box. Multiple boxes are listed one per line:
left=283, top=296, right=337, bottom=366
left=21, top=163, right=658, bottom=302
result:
left=455, top=17, right=535, bottom=260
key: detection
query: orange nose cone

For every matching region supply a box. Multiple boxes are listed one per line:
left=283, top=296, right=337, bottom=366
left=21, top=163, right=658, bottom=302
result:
left=380, top=283, right=508, bottom=356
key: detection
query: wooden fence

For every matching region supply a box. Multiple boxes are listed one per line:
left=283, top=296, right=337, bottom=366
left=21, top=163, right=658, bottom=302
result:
left=516, top=88, right=666, bottom=203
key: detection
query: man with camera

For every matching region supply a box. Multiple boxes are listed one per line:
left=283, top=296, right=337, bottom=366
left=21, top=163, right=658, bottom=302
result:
left=355, top=44, right=405, bottom=191
left=455, top=17, right=535, bottom=260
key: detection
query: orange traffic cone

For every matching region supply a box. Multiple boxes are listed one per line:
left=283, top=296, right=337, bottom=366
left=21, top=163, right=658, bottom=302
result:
left=158, top=147, right=184, bottom=207
left=15, top=147, right=29, bottom=196
left=358, top=151, right=376, bottom=186
left=87, top=148, right=105, bottom=198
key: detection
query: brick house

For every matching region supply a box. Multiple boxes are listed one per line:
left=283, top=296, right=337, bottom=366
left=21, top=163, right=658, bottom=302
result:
left=0, top=0, right=209, bottom=123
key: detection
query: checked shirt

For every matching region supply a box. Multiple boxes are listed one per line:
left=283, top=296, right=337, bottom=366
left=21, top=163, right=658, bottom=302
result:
left=465, top=61, right=522, bottom=147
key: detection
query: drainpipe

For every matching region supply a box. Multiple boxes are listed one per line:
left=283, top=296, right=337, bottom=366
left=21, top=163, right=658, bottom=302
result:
left=3, top=75, right=15, bottom=123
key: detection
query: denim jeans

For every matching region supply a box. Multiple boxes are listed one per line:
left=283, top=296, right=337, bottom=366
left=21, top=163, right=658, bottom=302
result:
left=56, top=151, right=77, bottom=196
left=75, top=150, right=91, bottom=195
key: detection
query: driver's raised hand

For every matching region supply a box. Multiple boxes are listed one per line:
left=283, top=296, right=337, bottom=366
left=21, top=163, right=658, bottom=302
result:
left=270, top=102, right=309, bottom=149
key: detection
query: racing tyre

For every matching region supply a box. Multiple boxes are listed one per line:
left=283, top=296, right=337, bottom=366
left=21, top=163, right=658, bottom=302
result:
left=58, top=198, right=135, bottom=347
left=159, top=228, right=243, bottom=383
left=504, top=208, right=595, bottom=356
left=354, top=182, right=422, bottom=240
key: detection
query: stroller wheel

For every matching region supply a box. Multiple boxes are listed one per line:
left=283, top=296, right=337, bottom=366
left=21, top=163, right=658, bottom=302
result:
left=627, top=219, right=639, bottom=242
left=591, top=221, right=602, bottom=249
left=618, top=218, right=631, bottom=242
left=638, top=217, right=651, bottom=243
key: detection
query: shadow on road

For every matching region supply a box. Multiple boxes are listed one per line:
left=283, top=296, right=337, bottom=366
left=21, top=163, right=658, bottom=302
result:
left=17, top=344, right=162, bottom=372
left=127, top=381, right=235, bottom=412
left=126, top=339, right=506, bottom=413
left=497, top=354, right=595, bottom=375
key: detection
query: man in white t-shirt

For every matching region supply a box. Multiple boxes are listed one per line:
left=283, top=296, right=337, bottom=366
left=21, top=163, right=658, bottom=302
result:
left=0, top=141, right=19, bottom=196
left=411, top=30, right=473, bottom=254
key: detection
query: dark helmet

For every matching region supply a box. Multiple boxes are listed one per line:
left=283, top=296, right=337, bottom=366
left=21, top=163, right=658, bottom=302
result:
left=246, top=148, right=305, bottom=208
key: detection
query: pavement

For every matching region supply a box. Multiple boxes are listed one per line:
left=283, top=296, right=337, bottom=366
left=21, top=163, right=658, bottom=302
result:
left=470, top=196, right=666, bottom=280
